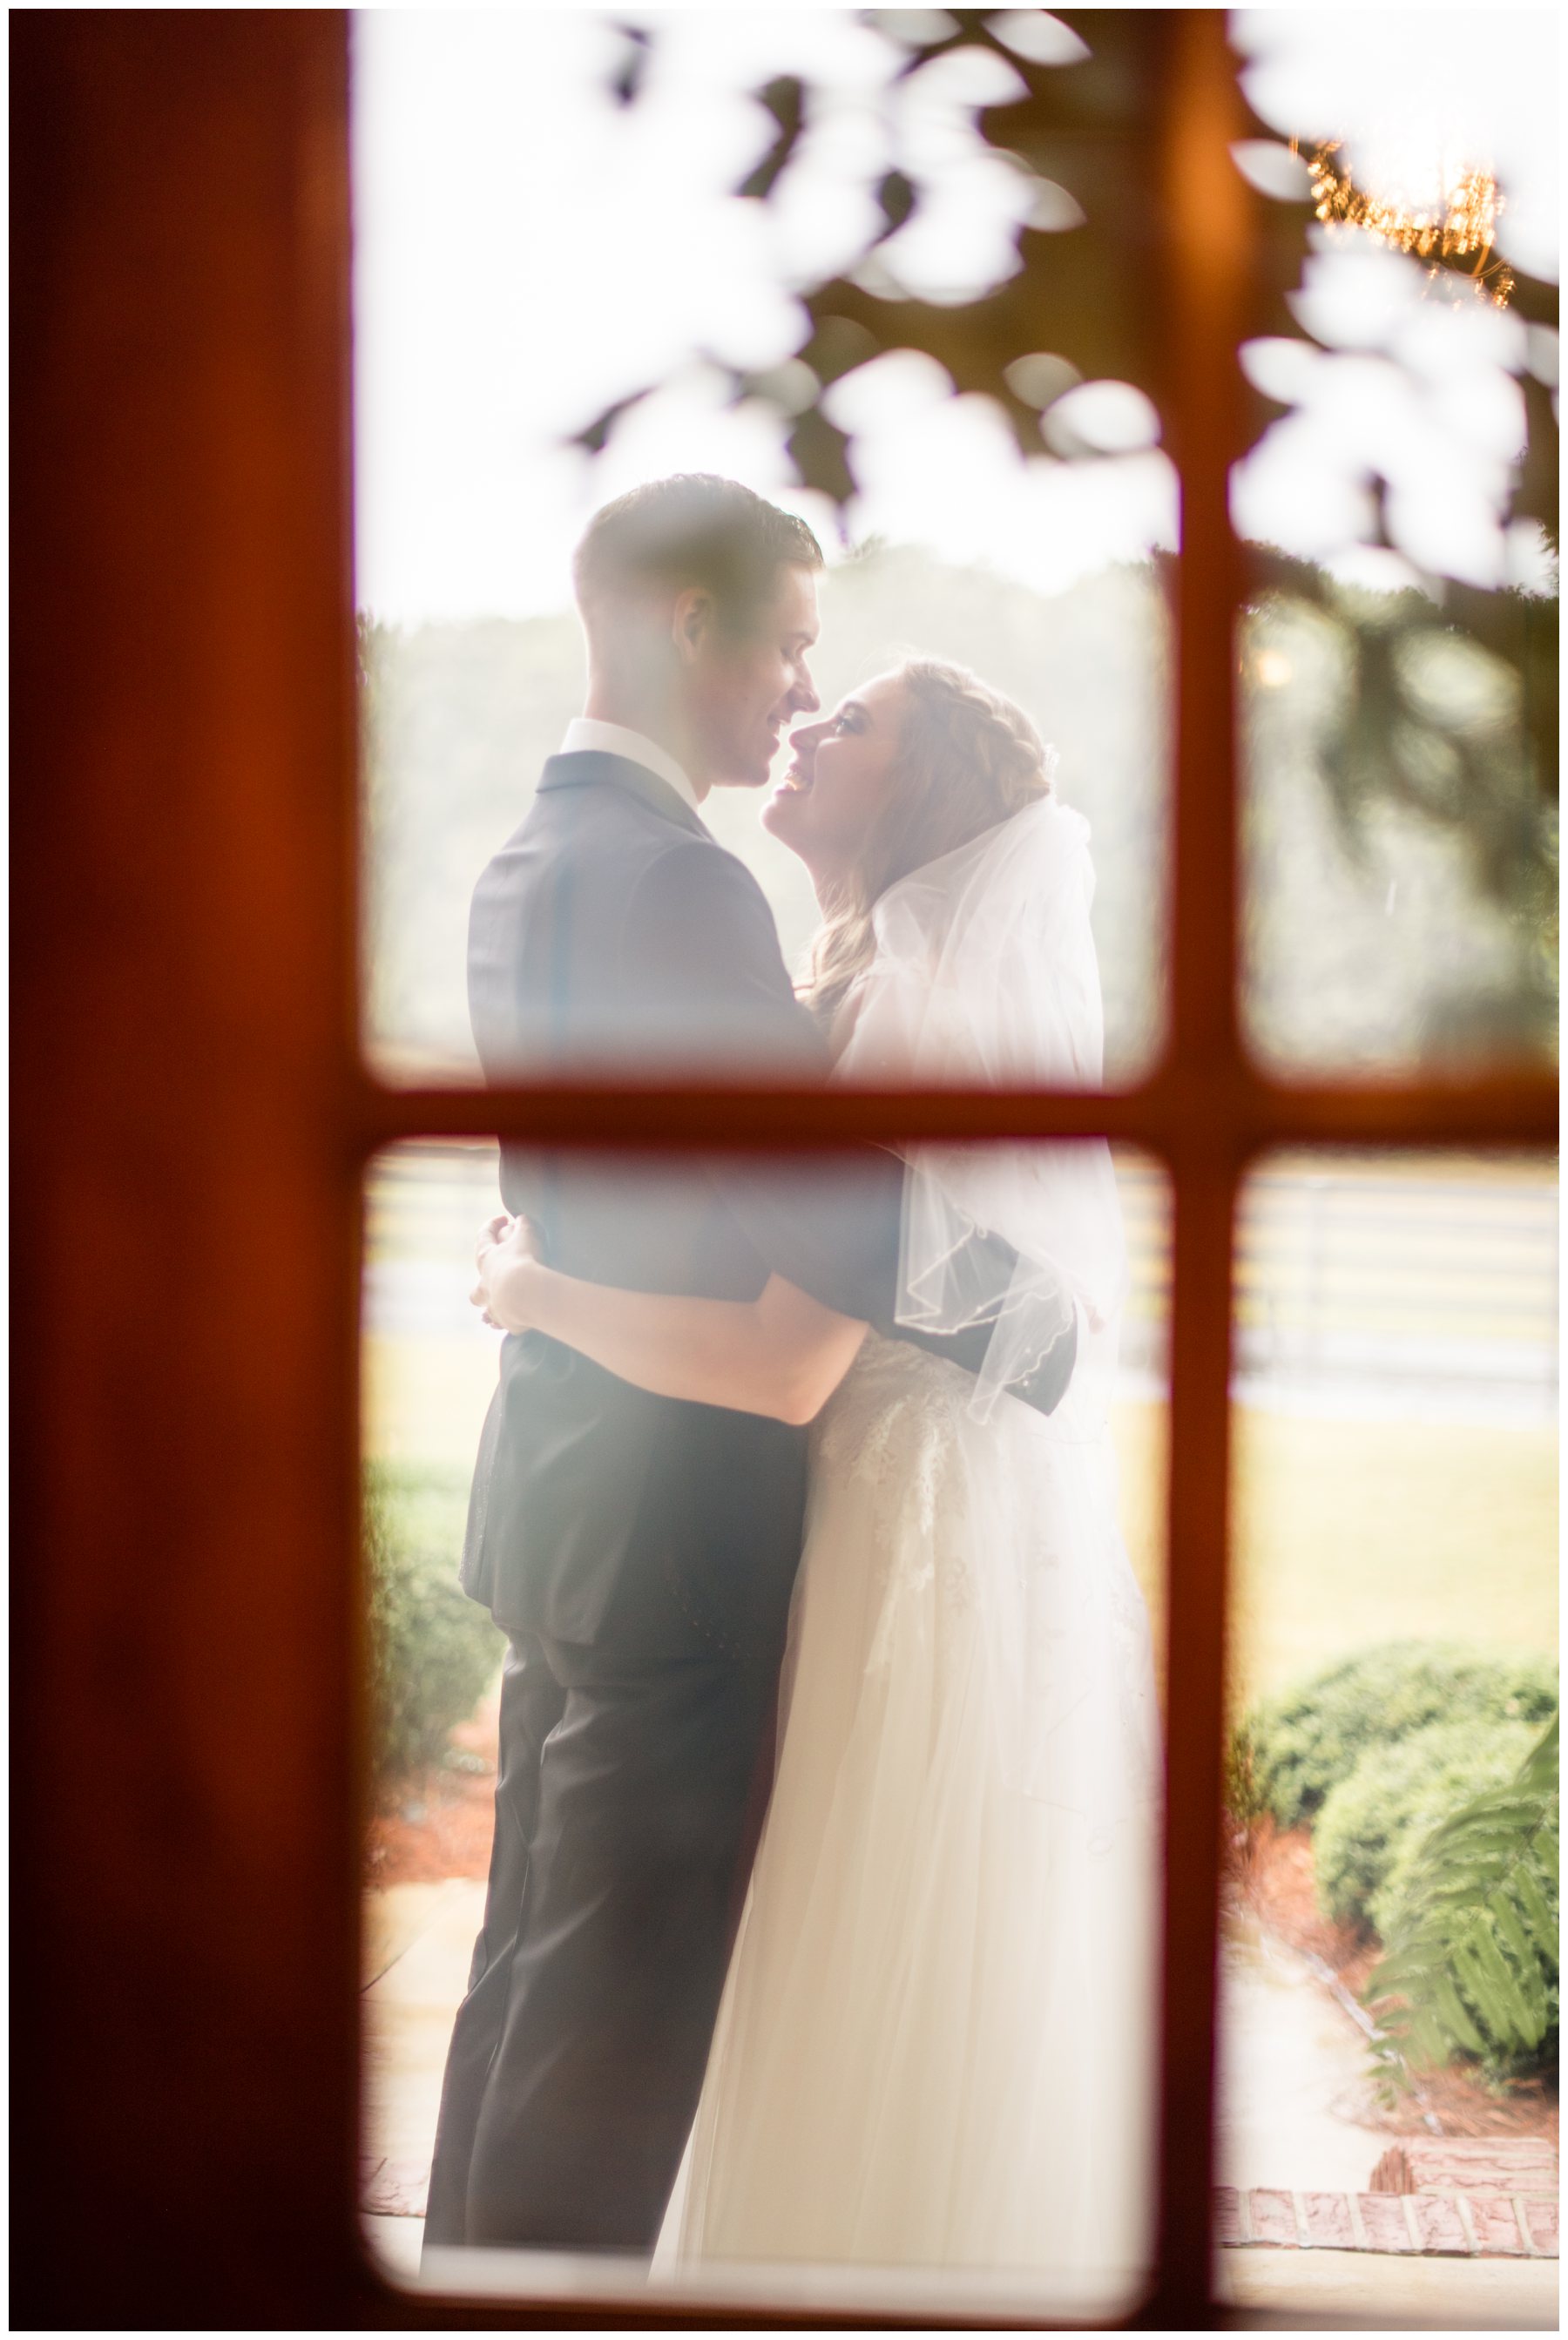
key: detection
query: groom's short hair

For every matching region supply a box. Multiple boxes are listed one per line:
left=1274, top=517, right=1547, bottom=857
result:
left=574, top=475, right=823, bottom=632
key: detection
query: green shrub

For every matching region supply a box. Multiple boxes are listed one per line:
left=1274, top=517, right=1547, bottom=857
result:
left=1239, top=1643, right=1558, bottom=1832
left=1223, top=1720, right=1267, bottom=1829
left=1314, top=1717, right=1538, bottom=1933
left=365, top=1463, right=504, bottom=1792
left=1369, top=1714, right=1558, bottom=2085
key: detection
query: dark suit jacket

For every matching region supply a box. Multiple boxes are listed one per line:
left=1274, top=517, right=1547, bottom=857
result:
left=463, top=749, right=1070, bottom=1658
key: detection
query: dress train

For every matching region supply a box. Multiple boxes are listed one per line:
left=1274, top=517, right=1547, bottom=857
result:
left=653, top=1333, right=1160, bottom=2300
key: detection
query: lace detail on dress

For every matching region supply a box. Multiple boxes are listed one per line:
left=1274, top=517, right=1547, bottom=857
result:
left=812, top=1332, right=977, bottom=1620
left=803, top=1329, right=1159, bottom=1833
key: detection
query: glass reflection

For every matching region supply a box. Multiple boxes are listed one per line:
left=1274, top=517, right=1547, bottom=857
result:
left=360, top=551, right=1166, bottom=1085
left=353, top=10, right=1171, bottom=1085
left=362, top=1140, right=1168, bottom=2313
left=1218, top=1150, right=1557, bottom=2325
left=1232, top=9, right=1558, bottom=1077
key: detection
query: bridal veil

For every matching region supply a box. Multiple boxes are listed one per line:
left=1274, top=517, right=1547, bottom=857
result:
left=838, top=796, right=1154, bottom=1822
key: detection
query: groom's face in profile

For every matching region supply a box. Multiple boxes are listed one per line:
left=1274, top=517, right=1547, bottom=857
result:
left=680, top=561, right=821, bottom=793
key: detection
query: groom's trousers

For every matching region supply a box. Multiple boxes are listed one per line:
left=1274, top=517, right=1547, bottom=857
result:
left=422, top=1626, right=774, bottom=2253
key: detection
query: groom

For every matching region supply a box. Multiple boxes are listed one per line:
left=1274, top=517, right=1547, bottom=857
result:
left=422, top=476, right=1071, bottom=2259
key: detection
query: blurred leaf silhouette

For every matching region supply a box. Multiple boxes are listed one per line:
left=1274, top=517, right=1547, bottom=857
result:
left=589, top=8, right=1556, bottom=1052
left=737, top=75, right=805, bottom=200
left=1241, top=553, right=1558, bottom=1065
left=607, top=21, right=652, bottom=110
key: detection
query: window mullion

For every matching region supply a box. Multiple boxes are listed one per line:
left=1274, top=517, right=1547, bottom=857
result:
left=360, top=1074, right=1557, bottom=1160
left=1147, top=11, right=1250, bottom=2321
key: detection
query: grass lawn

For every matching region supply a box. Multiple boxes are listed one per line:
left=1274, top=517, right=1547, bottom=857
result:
left=365, top=1339, right=1556, bottom=1715
left=1111, top=1398, right=1557, bottom=1709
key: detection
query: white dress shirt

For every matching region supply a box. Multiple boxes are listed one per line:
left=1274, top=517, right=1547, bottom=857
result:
left=559, top=717, right=700, bottom=815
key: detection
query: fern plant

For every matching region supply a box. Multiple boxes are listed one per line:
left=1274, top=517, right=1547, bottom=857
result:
left=1315, top=1717, right=1538, bottom=1934
left=1365, top=1714, right=1558, bottom=2088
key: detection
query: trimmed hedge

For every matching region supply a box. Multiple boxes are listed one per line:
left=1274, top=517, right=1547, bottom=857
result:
left=365, top=1463, right=504, bottom=1791
left=1314, top=1716, right=1538, bottom=1933
left=1236, top=1642, right=1558, bottom=1832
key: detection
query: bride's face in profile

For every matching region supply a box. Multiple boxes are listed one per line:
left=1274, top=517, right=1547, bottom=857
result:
left=762, top=671, right=908, bottom=889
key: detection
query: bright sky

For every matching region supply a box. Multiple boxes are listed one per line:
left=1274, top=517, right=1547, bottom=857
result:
left=351, top=7, right=1558, bottom=625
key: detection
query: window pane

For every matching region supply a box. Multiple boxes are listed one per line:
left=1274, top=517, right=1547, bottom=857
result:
left=361, top=1139, right=1168, bottom=2317
left=1232, top=10, right=1558, bottom=1077
left=1217, top=1149, right=1558, bottom=2326
left=352, top=12, right=1171, bottom=1085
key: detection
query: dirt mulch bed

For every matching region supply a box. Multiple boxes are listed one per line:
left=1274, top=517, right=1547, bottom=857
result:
left=1229, top=1815, right=1380, bottom=1994
left=365, top=1693, right=500, bottom=1889
left=1230, top=1816, right=1558, bottom=2148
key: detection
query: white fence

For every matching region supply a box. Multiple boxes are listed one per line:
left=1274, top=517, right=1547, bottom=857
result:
left=1116, top=1153, right=1558, bottom=1418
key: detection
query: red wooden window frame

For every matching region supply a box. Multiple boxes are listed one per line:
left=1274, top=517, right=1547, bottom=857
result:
left=12, top=12, right=1553, bottom=2330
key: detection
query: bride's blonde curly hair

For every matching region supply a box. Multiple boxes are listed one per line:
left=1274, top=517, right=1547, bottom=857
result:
left=802, top=658, right=1055, bottom=1025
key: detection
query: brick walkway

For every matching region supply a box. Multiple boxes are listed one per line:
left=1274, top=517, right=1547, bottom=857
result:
left=1215, top=2185, right=1558, bottom=2259
left=363, top=2156, right=1559, bottom=2263
left=362, top=1889, right=1558, bottom=2289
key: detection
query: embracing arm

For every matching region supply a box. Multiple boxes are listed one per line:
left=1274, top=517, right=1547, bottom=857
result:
left=476, top=1220, right=868, bottom=1427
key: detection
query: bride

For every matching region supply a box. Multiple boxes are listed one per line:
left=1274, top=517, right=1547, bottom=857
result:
left=472, top=659, right=1160, bottom=2292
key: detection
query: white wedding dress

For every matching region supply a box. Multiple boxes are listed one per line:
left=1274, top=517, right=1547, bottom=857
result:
left=657, top=800, right=1161, bottom=2298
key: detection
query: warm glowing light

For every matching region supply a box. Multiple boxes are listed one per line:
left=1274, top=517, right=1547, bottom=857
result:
left=1254, top=649, right=1294, bottom=690
left=1296, top=141, right=1515, bottom=308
